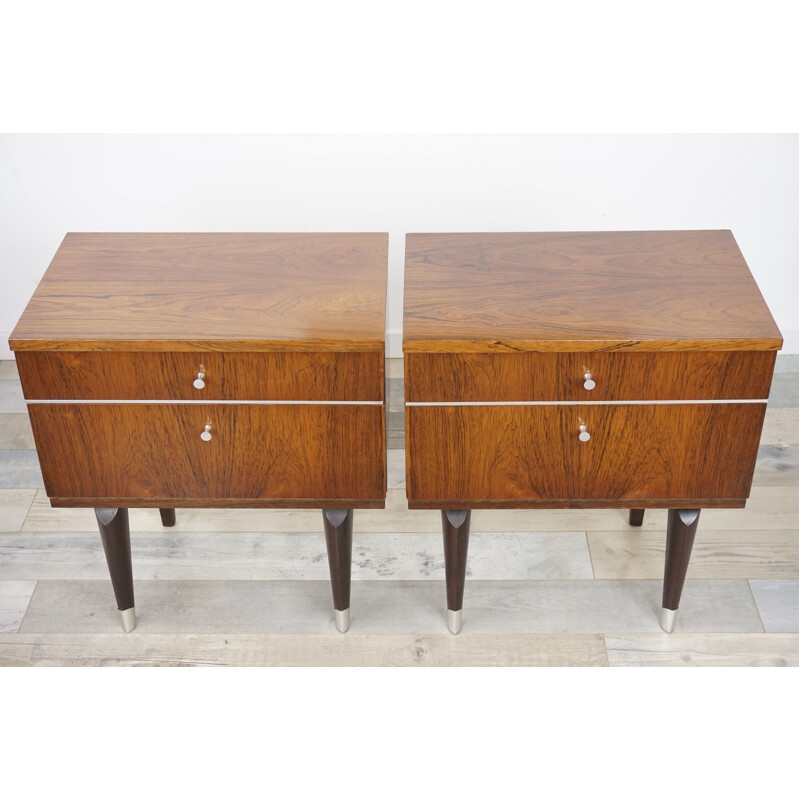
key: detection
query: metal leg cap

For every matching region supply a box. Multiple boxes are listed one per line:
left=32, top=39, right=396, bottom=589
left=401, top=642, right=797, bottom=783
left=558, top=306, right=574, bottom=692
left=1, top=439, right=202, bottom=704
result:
left=120, top=607, right=136, bottom=633
left=447, top=609, right=462, bottom=635
left=661, top=607, right=678, bottom=634
left=335, top=608, right=350, bottom=633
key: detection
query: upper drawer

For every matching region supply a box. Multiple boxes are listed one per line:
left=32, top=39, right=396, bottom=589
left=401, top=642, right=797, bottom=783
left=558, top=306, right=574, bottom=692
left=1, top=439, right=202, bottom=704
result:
left=16, top=351, right=384, bottom=401
left=405, top=351, right=775, bottom=402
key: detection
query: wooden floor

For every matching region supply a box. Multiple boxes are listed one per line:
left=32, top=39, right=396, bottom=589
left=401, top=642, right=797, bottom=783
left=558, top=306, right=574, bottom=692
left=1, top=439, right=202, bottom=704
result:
left=0, top=357, right=797, bottom=666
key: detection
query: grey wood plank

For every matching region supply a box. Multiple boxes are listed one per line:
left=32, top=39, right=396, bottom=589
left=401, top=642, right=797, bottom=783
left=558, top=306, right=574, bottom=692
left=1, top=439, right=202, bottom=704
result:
left=21, top=485, right=798, bottom=534
left=749, top=579, right=799, bottom=632
left=605, top=633, right=798, bottom=667
left=588, top=530, right=798, bottom=580
left=0, top=450, right=43, bottom=488
left=0, top=361, right=19, bottom=380
left=387, top=411, right=404, bottom=449
left=760, top=408, right=799, bottom=446
left=387, top=378, right=404, bottom=412
left=0, top=531, right=594, bottom=581
left=0, top=632, right=608, bottom=667
left=0, top=489, right=37, bottom=532
left=768, top=373, right=799, bottom=407
left=752, top=444, right=798, bottom=485
left=385, top=359, right=404, bottom=380
left=774, top=355, right=799, bottom=374
left=0, top=414, right=35, bottom=449
left=0, top=580, right=37, bottom=633
left=0, top=382, right=26, bottom=413
left=387, top=449, right=405, bottom=489
left=19, top=579, right=762, bottom=634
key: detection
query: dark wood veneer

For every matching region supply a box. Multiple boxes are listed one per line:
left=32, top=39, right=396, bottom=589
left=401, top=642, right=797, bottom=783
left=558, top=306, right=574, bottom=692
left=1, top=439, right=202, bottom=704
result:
left=406, top=351, right=775, bottom=402
left=29, top=403, right=386, bottom=503
left=407, top=403, right=764, bottom=505
left=10, top=233, right=388, bottom=352
left=404, top=231, right=782, bottom=353
left=17, top=350, right=384, bottom=401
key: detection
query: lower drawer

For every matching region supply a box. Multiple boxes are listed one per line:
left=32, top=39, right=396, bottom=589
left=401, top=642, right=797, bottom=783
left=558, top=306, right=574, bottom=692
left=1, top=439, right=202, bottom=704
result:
left=406, top=403, right=765, bottom=506
left=28, top=403, right=385, bottom=504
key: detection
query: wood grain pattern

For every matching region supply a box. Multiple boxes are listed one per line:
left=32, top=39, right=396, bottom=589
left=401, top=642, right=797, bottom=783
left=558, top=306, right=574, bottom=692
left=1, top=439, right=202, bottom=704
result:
left=406, top=403, right=765, bottom=506
left=18, top=578, right=763, bottom=633
left=0, top=581, right=37, bottom=634
left=10, top=233, right=388, bottom=352
left=403, top=231, right=782, bottom=352
left=605, top=633, right=798, bottom=667
left=405, top=351, right=775, bottom=401
left=47, top=497, right=384, bottom=509
left=0, top=531, right=594, bottom=581
left=16, top=350, right=384, bottom=401
left=587, top=530, right=799, bottom=580
left=749, top=580, right=799, bottom=632
left=28, top=403, right=386, bottom=504
left=0, top=489, right=37, bottom=532
left=0, top=632, right=609, bottom=667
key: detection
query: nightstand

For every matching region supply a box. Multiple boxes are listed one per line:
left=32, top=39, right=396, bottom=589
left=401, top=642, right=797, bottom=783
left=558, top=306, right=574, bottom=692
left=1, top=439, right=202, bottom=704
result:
left=403, top=231, right=781, bottom=633
left=10, top=233, right=388, bottom=633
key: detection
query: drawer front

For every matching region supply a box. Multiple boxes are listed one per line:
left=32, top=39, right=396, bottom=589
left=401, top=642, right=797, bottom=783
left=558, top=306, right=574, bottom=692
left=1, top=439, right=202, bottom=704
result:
left=406, top=351, right=775, bottom=402
left=406, top=403, right=764, bottom=504
left=29, top=403, right=385, bottom=501
left=16, top=351, right=383, bottom=401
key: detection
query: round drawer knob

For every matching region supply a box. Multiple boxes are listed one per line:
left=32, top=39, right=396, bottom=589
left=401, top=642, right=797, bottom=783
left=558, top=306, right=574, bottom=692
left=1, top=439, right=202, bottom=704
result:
left=193, top=372, right=206, bottom=390
left=200, top=424, right=213, bottom=442
left=578, top=424, right=591, bottom=442
left=583, top=372, right=596, bottom=391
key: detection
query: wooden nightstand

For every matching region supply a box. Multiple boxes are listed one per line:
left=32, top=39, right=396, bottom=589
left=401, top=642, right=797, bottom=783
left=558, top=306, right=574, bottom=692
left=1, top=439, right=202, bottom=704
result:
left=403, top=231, right=782, bottom=634
left=10, top=233, right=388, bottom=633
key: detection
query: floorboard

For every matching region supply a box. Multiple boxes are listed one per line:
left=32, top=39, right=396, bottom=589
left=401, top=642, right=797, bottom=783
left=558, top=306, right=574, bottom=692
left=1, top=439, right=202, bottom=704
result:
left=604, top=633, right=798, bottom=667
left=0, top=632, right=608, bottom=667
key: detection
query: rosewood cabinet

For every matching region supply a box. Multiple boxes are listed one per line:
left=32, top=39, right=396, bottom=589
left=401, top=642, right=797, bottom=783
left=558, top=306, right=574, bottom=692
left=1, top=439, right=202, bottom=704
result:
left=10, top=233, right=388, bottom=633
left=403, top=231, right=781, bottom=634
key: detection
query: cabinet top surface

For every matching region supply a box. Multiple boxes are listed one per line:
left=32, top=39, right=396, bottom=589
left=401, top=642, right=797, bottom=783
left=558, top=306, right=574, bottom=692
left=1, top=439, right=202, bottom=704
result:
left=10, top=233, right=388, bottom=352
left=403, top=231, right=782, bottom=353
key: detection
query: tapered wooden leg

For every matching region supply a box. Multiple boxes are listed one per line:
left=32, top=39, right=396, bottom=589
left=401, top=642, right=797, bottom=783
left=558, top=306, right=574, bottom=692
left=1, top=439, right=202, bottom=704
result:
left=95, top=508, right=136, bottom=633
left=442, top=509, right=471, bottom=634
left=661, top=508, right=700, bottom=633
left=323, top=509, right=353, bottom=633
left=629, top=509, right=645, bottom=526
left=159, top=508, right=176, bottom=527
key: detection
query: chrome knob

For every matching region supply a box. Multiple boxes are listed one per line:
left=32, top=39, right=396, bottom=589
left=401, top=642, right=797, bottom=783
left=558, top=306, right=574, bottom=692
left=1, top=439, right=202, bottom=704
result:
left=200, top=424, right=212, bottom=442
left=583, top=372, right=596, bottom=391
left=193, top=372, right=206, bottom=390
left=578, top=424, right=591, bottom=442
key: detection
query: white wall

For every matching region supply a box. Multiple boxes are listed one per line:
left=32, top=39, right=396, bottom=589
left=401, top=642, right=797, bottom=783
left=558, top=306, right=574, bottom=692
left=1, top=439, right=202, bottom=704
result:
left=1, top=134, right=797, bottom=357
